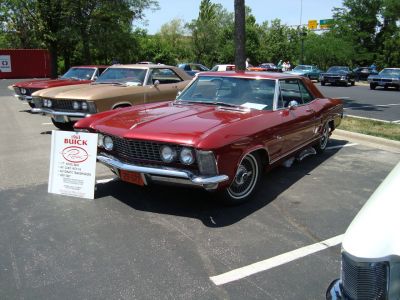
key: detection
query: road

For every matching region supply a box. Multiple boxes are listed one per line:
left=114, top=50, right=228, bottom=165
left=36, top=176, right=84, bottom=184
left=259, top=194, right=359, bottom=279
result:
left=1, top=79, right=399, bottom=299
left=318, top=83, right=400, bottom=122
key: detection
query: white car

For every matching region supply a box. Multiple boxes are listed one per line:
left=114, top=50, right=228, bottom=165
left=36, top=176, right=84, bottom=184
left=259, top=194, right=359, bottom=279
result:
left=326, top=162, right=400, bottom=299
left=210, top=64, right=235, bottom=71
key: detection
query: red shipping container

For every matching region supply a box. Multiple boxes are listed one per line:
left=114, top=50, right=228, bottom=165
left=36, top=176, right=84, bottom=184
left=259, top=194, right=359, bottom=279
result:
left=0, top=49, right=51, bottom=79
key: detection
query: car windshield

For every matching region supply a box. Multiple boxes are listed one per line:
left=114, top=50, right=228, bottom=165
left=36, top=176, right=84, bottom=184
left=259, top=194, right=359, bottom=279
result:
left=327, top=66, right=349, bottom=72
left=176, top=76, right=276, bottom=110
left=379, top=69, right=400, bottom=76
left=95, top=68, right=147, bottom=85
left=61, top=67, right=95, bottom=80
left=294, top=65, right=312, bottom=71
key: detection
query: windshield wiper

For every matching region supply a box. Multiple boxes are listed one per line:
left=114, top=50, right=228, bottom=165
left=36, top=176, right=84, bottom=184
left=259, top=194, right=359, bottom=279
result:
left=175, top=100, right=239, bottom=107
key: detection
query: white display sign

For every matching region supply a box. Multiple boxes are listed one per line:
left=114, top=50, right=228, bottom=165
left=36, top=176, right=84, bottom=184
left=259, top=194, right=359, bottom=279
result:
left=48, top=130, right=98, bottom=199
left=0, top=55, right=12, bottom=72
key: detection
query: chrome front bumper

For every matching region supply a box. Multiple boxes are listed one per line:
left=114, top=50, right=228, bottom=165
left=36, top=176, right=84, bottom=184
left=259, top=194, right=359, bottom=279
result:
left=31, top=107, right=89, bottom=121
left=14, top=94, right=33, bottom=102
left=326, top=279, right=345, bottom=300
left=97, top=153, right=229, bottom=191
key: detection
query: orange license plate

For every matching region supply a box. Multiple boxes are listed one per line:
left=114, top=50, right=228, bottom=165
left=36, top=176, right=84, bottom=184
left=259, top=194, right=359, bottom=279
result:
left=120, top=170, right=144, bottom=186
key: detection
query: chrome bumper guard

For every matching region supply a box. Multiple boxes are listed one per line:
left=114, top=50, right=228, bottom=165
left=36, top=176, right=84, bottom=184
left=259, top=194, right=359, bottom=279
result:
left=31, top=107, right=89, bottom=118
left=97, top=153, right=229, bottom=190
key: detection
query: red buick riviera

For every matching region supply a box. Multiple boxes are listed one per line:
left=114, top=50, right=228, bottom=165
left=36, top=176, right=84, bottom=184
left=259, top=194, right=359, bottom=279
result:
left=74, top=71, right=343, bottom=204
left=11, top=65, right=108, bottom=107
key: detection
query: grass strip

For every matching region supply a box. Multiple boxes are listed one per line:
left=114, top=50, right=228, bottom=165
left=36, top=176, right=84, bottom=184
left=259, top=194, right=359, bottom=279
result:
left=339, top=116, right=400, bottom=141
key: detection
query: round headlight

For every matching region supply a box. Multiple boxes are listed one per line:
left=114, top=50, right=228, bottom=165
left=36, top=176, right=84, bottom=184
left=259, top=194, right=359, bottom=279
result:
left=43, top=99, right=47, bottom=107
left=160, top=145, right=177, bottom=163
left=180, top=148, right=194, bottom=165
left=341, top=76, right=347, bottom=80
left=20, top=88, right=26, bottom=94
left=103, top=136, right=113, bottom=151
left=97, top=133, right=104, bottom=147
left=81, top=102, right=88, bottom=110
left=72, top=101, right=80, bottom=110
left=47, top=99, right=52, bottom=108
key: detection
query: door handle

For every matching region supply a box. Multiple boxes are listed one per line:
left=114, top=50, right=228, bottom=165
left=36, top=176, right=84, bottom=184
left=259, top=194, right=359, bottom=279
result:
left=306, top=108, right=314, bottom=112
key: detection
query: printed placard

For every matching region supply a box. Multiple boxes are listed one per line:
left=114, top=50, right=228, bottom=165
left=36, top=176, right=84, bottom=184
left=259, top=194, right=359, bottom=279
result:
left=0, top=55, right=11, bottom=72
left=48, top=130, right=98, bottom=199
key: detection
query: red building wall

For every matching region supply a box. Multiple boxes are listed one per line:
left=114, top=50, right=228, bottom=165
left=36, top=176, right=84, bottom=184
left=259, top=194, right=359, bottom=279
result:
left=0, top=49, right=51, bottom=79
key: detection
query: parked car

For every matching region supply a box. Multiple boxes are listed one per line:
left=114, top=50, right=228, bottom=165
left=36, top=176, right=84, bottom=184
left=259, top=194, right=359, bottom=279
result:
left=353, top=66, right=378, bottom=81
left=248, top=63, right=279, bottom=72
left=177, top=63, right=209, bottom=77
left=320, top=66, right=355, bottom=86
left=326, top=161, right=400, bottom=300
left=11, top=65, right=108, bottom=107
left=210, top=64, right=235, bottom=71
left=32, top=64, right=192, bottom=130
left=286, top=65, right=322, bottom=81
left=74, top=71, right=343, bottom=205
left=368, top=68, right=400, bottom=90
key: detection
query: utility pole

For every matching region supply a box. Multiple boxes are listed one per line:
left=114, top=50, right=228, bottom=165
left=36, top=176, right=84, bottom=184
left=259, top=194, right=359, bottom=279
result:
left=234, top=0, right=246, bottom=71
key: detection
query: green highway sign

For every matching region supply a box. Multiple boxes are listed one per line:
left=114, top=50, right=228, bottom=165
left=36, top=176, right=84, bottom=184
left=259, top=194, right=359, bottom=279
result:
left=320, top=19, right=334, bottom=29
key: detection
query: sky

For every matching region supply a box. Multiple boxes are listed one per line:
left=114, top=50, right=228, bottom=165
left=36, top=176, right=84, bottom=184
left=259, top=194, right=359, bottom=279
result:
left=138, top=0, right=344, bottom=34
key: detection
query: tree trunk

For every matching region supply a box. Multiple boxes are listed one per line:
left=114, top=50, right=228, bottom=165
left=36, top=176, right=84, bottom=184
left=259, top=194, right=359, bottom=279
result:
left=49, top=42, right=58, bottom=78
left=234, top=0, right=246, bottom=71
left=81, top=28, right=91, bottom=64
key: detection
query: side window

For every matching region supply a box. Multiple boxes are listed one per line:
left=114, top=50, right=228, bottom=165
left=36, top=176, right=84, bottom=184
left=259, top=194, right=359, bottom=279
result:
left=98, top=68, right=107, bottom=75
left=278, top=79, right=303, bottom=108
left=148, top=68, right=183, bottom=85
left=298, top=81, right=315, bottom=104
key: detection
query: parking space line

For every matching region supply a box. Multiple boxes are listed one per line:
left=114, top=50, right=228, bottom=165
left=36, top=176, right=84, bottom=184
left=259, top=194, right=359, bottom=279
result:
left=42, top=123, right=53, bottom=125
left=210, top=234, right=344, bottom=286
left=344, top=103, right=400, bottom=110
left=326, top=143, right=358, bottom=150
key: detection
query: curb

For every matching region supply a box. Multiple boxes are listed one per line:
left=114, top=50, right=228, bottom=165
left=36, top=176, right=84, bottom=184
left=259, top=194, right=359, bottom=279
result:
left=332, top=129, right=400, bottom=153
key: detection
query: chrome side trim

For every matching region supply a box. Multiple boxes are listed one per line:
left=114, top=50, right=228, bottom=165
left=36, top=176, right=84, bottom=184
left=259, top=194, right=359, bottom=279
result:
left=31, top=107, right=89, bottom=117
left=14, top=95, right=32, bottom=101
left=97, top=154, right=229, bottom=188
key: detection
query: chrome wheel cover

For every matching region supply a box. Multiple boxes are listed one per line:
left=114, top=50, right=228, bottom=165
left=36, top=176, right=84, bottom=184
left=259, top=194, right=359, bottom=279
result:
left=227, top=154, right=259, bottom=200
left=320, top=124, right=329, bottom=150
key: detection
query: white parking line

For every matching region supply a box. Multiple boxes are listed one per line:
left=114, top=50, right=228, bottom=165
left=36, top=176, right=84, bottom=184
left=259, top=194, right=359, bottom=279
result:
left=326, top=143, right=358, bottom=150
left=210, top=234, right=344, bottom=286
left=42, top=123, right=53, bottom=125
left=344, top=103, right=400, bottom=110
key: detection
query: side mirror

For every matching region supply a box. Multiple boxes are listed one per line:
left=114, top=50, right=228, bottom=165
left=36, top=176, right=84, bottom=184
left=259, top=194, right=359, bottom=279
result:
left=153, top=80, right=160, bottom=87
left=288, top=100, right=299, bottom=110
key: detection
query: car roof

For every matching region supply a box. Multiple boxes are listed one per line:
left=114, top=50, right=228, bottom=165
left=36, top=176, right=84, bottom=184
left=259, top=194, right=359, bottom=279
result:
left=198, top=71, right=301, bottom=79
left=72, top=65, right=109, bottom=68
left=107, top=64, right=176, bottom=69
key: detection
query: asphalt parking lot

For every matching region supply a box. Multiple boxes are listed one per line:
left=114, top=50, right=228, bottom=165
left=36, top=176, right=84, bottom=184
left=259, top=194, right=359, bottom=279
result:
left=1, top=79, right=400, bottom=299
left=319, top=82, right=400, bottom=122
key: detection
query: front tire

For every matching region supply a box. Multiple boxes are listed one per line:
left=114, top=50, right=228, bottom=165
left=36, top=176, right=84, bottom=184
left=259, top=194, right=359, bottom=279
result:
left=220, top=153, right=262, bottom=205
left=51, top=118, right=74, bottom=131
left=370, top=83, right=376, bottom=90
left=321, top=81, right=325, bottom=86
left=315, top=123, right=330, bottom=153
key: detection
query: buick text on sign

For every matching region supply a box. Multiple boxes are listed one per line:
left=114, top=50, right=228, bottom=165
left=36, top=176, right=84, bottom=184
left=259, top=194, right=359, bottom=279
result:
left=48, top=131, right=98, bottom=199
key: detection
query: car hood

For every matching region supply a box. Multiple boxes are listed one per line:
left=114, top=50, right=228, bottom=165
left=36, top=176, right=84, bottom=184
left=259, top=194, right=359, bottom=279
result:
left=89, top=102, right=266, bottom=148
left=322, top=71, right=350, bottom=75
left=342, top=162, right=400, bottom=260
left=33, top=83, right=146, bottom=100
left=13, top=78, right=91, bottom=89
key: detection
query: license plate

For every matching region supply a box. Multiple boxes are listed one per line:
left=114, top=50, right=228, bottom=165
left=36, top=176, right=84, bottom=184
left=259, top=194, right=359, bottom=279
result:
left=120, top=170, right=144, bottom=186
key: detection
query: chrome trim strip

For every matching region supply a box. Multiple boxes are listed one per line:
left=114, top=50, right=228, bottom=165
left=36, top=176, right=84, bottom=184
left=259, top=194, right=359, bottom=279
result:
left=14, top=95, right=32, bottom=101
left=97, top=154, right=229, bottom=187
left=31, top=107, right=88, bottom=117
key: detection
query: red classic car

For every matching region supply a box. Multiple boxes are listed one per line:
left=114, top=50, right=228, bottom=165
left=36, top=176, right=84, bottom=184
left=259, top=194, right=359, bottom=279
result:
left=11, top=65, right=108, bottom=107
left=74, top=71, right=343, bottom=204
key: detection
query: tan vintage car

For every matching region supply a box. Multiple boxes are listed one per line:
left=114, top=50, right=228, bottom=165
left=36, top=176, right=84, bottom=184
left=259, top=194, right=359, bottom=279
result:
left=32, top=64, right=192, bottom=130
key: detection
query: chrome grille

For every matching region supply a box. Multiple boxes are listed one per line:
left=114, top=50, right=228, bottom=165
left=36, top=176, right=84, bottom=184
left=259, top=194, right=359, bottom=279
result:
left=342, top=253, right=389, bottom=300
left=108, top=136, right=198, bottom=170
left=51, top=99, right=75, bottom=111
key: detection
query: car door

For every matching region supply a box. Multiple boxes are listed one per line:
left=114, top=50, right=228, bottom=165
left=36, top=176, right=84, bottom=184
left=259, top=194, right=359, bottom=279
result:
left=144, top=68, right=187, bottom=102
left=276, top=78, right=317, bottom=155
